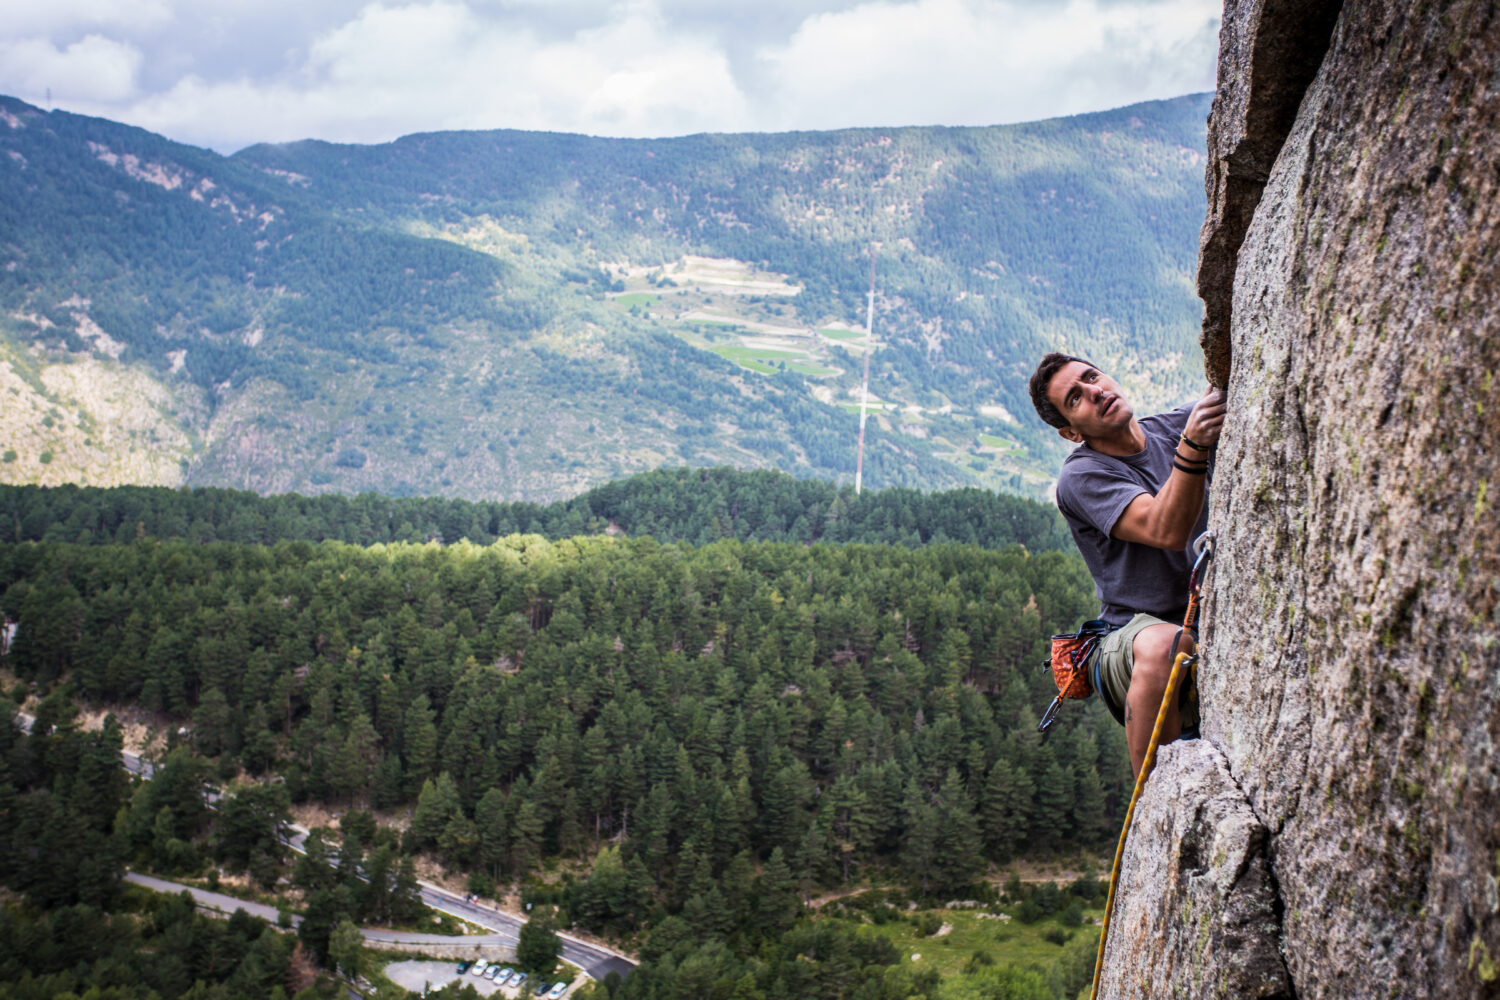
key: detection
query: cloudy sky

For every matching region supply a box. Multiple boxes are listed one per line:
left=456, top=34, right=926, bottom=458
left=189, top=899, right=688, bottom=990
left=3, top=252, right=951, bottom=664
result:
left=0, top=0, right=1221, bottom=153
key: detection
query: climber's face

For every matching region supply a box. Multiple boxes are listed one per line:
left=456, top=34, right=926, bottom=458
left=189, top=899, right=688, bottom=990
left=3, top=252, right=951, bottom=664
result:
left=1046, top=361, right=1136, bottom=442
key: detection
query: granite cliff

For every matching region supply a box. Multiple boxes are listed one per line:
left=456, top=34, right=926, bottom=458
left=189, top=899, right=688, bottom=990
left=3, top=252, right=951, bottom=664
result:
left=1099, top=1, right=1500, bottom=997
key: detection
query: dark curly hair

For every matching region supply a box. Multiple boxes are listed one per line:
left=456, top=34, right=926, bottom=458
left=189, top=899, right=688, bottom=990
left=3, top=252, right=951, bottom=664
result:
left=1028, top=352, right=1098, bottom=429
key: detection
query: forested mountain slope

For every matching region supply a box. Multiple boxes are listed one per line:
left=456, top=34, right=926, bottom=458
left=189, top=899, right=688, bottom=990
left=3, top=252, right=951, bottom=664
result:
left=1, top=94, right=1210, bottom=500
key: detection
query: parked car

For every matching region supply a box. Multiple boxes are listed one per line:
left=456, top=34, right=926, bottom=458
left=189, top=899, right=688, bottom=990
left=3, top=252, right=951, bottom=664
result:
left=483, top=966, right=501, bottom=980
left=493, top=969, right=515, bottom=986
left=548, top=982, right=570, bottom=998
left=456, top=961, right=471, bottom=974
left=511, top=973, right=528, bottom=991
left=470, top=961, right=488, bottom=977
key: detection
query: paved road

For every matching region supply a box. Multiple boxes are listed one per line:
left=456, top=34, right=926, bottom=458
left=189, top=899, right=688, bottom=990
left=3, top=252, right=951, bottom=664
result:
left=125, top=872, right=297, bottom=925
left=402, top=888, right=632, bottom=980
left=21, top=711, right=634, bottom=980
left=124, top=873, right=511, bottom=950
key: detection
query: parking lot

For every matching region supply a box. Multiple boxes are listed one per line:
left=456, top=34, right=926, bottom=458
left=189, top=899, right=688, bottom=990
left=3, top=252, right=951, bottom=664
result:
left=384, top=960, right=574, bottom=997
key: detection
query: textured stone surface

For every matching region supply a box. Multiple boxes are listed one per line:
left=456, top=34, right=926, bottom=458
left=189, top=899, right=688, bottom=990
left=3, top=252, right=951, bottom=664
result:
left=1195, top=0, right=1342, bottom=388
left=1106, top=1, right=1500, bottom=998
left=1097, top=740, right=1291, bottom=999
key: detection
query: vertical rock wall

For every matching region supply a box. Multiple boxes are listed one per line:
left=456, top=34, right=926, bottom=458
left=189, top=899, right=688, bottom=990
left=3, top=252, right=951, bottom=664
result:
left=1101, top=1, right=1500, bottom=997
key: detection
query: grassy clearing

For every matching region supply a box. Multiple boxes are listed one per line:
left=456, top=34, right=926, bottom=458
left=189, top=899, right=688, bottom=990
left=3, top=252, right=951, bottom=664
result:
left=977, top=434, right=1021, bottom=451
left=613, top=292, right=660, bottom=307
left=819, top=328, right=865, bottom=340
left=784, top=361, right=841, bottom=377
left=868, top=907, right=1104, bottom=977
left=710, top=345, right=803, bottom=362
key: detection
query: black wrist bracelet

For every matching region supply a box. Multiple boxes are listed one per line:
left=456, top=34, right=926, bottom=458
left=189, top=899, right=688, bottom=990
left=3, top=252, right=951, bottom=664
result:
left=1173, top=452, right=1208, bottom=465
left=1179, top=432, right=1211, bottom=452
left=1172, top=460, right=1208, bottom=475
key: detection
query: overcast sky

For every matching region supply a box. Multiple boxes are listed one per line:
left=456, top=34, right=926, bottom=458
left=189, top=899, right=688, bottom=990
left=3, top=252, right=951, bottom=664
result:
left=0, top=0, right=1221, bottom=154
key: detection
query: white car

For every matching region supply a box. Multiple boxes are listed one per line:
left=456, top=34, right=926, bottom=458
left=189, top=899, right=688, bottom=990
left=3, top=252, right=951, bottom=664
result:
left=470, top=961, right=488, bottom=977
left=493, top=969, right=515, bottom=986
left=547, top=982, right=570, bottom=998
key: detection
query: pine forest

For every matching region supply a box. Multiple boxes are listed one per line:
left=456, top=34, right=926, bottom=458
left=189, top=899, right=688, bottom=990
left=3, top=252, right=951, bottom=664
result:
left=2, top=470, right=1120, bottom=1000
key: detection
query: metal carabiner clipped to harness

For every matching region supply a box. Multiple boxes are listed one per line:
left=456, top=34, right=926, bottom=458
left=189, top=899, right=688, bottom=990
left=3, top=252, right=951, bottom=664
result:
left=1189, top=530, right=1215, bottom=594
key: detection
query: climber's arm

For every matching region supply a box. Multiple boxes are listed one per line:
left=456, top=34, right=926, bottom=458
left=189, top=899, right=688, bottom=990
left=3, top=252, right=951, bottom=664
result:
left=1112, top=388, right=1225, bottom=551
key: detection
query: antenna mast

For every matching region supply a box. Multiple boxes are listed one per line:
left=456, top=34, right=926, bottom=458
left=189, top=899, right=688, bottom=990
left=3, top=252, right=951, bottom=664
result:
left=854, top=246, right=877, bottom=495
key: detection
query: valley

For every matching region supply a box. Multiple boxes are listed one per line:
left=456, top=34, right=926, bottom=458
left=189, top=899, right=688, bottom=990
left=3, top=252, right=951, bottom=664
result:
left=0, top=92, right=1212, bottom=502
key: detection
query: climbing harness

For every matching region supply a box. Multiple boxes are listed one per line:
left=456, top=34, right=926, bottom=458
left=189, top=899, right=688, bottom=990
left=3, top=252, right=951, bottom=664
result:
left=1090, top=532, right=1215, bottom=1000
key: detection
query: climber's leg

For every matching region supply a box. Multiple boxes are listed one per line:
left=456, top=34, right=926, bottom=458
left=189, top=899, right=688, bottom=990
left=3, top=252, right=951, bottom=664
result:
left=1122, top=624, right=1195, bottom=777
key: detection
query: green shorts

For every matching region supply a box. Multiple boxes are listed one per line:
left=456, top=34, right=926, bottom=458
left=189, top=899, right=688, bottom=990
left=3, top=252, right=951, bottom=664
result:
left=1094, top=613, right=1200, bottom=732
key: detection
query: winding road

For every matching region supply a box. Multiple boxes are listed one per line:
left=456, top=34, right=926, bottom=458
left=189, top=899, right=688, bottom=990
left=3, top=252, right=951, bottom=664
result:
left=20, top=712, right=636, bottom=981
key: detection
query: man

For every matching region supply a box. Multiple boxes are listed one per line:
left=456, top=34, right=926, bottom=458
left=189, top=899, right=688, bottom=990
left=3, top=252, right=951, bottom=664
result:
left=1028, top=353, right=1225, bottom=776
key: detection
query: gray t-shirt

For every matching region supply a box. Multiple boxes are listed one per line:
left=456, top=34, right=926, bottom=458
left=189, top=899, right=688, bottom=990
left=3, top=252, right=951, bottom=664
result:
left=1055, top=403, right=1209, bottom=626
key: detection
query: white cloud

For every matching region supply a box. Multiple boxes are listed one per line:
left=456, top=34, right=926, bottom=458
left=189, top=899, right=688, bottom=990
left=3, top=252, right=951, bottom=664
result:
left=0, top=34, right=143, bottom=103
left=307, top=1, right=478, bottom=87
left=756, top=0, right=1218, bottom=130
left=111, top=0, right=751, bottom=148
left=533, top=4, right=749, bottom=133
left=0, top=0, right=1218, bottom=150
left=1, top=0, right=171, bottom=35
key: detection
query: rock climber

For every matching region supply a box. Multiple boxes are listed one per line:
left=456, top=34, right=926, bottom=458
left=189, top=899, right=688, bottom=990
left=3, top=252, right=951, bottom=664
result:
left=1028, top=353, right=1225, bottom=776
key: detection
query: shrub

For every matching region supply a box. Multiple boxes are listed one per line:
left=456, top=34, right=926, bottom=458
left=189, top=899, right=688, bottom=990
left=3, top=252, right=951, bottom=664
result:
left=914, top=912, right=943, bottom=937
left=335, top=447, right=367, bottom=469
left=1032, top=881, right=1063, bottom=916
left=1069, top=874, right=1105, bottom=901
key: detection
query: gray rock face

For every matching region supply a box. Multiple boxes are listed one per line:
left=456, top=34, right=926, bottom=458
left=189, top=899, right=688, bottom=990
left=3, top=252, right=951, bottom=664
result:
left=1097, top=741, right=1291, bottom=999
left=1195, top=0, right=1341, bottom=389
left=1104, top=1, right=1500, bottom=997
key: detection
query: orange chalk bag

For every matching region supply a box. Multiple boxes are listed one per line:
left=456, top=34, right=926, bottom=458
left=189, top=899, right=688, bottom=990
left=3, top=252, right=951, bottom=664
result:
left=1037, top=618, right=1113, bottom=733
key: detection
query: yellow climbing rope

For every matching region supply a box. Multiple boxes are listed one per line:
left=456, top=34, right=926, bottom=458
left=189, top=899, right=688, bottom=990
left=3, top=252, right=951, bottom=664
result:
left=1089, top=532, right=1213, bottom=999
left=1089, top=648, right=1197, bottom=1000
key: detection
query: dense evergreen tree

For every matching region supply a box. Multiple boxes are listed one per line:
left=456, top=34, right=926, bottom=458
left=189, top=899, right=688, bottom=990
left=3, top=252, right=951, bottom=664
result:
left=0, top=891, right=295, bottom=1000
left=516, top=908, right=562, bottom=973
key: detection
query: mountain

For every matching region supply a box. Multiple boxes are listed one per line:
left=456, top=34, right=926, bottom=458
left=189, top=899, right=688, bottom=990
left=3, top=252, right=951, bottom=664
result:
left=0, top=93, right=1211, bottom=501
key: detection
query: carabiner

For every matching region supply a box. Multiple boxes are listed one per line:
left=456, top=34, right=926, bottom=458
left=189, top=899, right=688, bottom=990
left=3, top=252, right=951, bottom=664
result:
left=1189, top=531, right=1216, bottom=592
